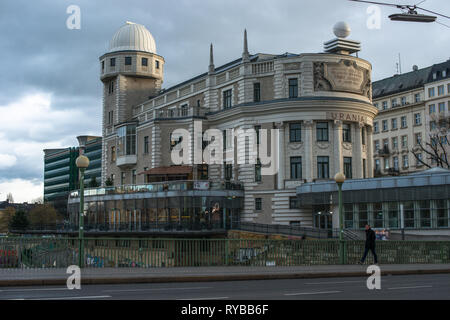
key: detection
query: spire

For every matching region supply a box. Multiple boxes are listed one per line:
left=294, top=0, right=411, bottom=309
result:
left=242, top=29, right=250, bottom=62
left=208, top=43, right=215, bottom=74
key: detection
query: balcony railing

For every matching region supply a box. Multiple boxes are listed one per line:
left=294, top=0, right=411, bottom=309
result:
left=69, top=180, right=244, bottom=198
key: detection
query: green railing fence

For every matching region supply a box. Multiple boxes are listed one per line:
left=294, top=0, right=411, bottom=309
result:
left=0, top=237, right=449, bottom=269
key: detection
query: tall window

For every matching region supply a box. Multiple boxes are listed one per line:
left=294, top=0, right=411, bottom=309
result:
left=181, top=104, right=188, bottom=117
left=361, top=127, right=366, bottom=145
left=125, top=56, right=132, bottom=65
left=415, top=133, right=422, bottom=145
left=144, top=136, right=149, bottom=154
left=121, top=172, right=126, bottom=186
left=289, top=123, right=301, bottom=142
left=253, top=83, right=261, bottom=102
left=342, top=123, right=351, bottom=142
left=382, top=120, right=388, bottom=131
left=111, top=146, right=116, bottom=162
left=414, top=93, right=420, bottom=102
left=392, top=137, right=398, bottom=150
left=429, top=104, right=436, bottom=114
left=110, top=58, right=116, bottom=67
left=391, top=118, right=397, bottom=130
left=288, top=78, right=298, bottom=98
left=374, top=122, right=379, bottom=133
left=402, top=155, right=409, bottom=168
left=155, top=60, right=160, bottom=69
left=414, top=113, right=421, bottom=125
left=438, top=85, right=444, bottom=96
left=255, top=198, right=262, bottom=211
left=401, top=135, right=408, bottom=148
left=401, top=116, right=407, bottom=128
left=343, top=157, right=352, bottom=179
left=428, top=87, right=435, bottom=97
left=316, top=122, right=328, bottom=141
left=317, top=156, right=329, bottom=179
left=375, top=159, right=380, bottom=172
left=141, top=57, right=148, bottom=66
left=117, top=125, right=136, bottom=156
left=363, top=159, right=367, bottom=178
left=438, top=102, right=445, bottom=113
left=290, top=157, right=302, bottom=179
left=132, top=170, right=136, bottom=185
left=255, top=158, right=262, bottom=182
left=401, top=97, right=406, bottom=105
left=393, top=156, right=399, bottom=170
left=108, top=110, right=114, bottom=124
left=382, top=101, right=388, bottom=110
left=224, top=163, right=233, bottom=180
left=254, top=125, right=261, bottom=145
left=223, top=89, right=232, bottom=109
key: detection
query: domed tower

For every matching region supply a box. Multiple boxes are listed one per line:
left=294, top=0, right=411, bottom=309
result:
left=99, top=22, right=164, bottom=184
left=100, top=21, right=164, bottom=125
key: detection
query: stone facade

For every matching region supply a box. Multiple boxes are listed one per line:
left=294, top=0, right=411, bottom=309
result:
left=100, top=23, right=377, bottom=227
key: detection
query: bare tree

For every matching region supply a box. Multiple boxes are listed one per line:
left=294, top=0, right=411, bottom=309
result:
left=411, top=114, right=450, bottom=169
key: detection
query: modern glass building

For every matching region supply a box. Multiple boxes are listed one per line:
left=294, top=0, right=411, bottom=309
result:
left=67, top=180, right=244, bottom=234
left=296, top=167, right=450, bottom=233
left=43, top=136, right=102, bottom=217
left=43, top=147, right=79, bottom=216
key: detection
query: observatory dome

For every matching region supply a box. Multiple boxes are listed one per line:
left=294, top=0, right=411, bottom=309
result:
left=108, top=22, right=156, bottom=54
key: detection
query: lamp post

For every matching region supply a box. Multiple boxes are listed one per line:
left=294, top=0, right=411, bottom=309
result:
left=76, top=155, right=89, bottom=268
left=334, top=172, right=346, bottom=264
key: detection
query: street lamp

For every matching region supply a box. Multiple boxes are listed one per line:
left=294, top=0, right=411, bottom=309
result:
left=334, top=172, right=346, bottom=264
left=76, top=154, right=89, bottom=268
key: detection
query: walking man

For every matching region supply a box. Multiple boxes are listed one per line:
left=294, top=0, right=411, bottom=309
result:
left=358, top=224, right=378, bottom=265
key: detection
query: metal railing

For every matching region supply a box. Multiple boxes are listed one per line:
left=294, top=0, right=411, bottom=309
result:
left=1, top=237, right=448, bottom=269
left=69, top=180, right=244, bottom=198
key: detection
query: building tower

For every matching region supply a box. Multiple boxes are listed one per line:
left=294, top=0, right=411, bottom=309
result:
left=99, top=22, right=165, bottom=184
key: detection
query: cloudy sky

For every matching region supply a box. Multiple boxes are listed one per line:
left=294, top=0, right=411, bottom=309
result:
left=0, top=0, right=449, bottom=202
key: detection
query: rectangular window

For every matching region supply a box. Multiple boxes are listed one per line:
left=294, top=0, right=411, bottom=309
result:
left=392, top=137, right=398, bottom=149
left=391, top=99, right=398, bottom=107
left=111, top=146, right=116, bottom=162
left=253, top=83, right=261, bottom=102
left=429, top=104, right=436, bottom=114
left=402, top=155, right=409, bottom=168
left=384, top=158, right=389, bottom=170
left=342, top=123, right=351, bottom=142
left=361, top=127, right=366, bottom=145
left=401, top=135, right=407, bottom=148
left=290, top=157, right=302, bottom=179
left=438, top=85, right=444, bottom=96
left=317, top=156, right=329, bottom=179
left=416, top=153, right=423, bottom=165
left=289, top=197, right=298, bottom=209
left=414, top=113, right=421, bottom=125
left=125, top=56, right=132, bottom=65
left=110, top=58, right=116, bottom=67
left=382, top=101, right=388, bottom=110
left=254, top=125, right=261, bottom=145
left=414, top=93, right=420, bottom=103
left=101, top=61, right=105, bottom=71
left=255, top=159, right=261, bottom=182
left=132, top=170, right=136, bottom=185
left=393, top=156, right=399, bottom=170
left=391, top=118, right=397, bottom=130
left=382, top=120, right=388, bottom=131
left=155, top=60, right=160, bottom=69
left=255, top=198, right=262, bottom=211
left=419, top=200, right=431, bottom=228
left=181, top=104, right=188, bottom=117
left=375, top=159, right=380, bottom=172
left=224, top=163, right=233, bottom=180
left=415, top=133, right=422, bottom=145
left=144, top=136, right=149, bottom=154
left=288, top=78, right=298, bottom=98
left=316, top=122, right=328, bottom=141
left=373, top=122, right=379, bottom=133
left=401, top=96, right=406, bottom=105
left=438, top=102, right=445, bottom=113
left=428, top=87, right=435, bottom=97
left=430, top=121, right=437, bottom=130
left=401, top=116, right=407, bottom=128
left=142, top=57, right=148, bottom=66
left=343, top=157, right=352, bottom=179
left=223, top=89, right=232, bottom=109
left=289, top=123, right=302, bottom=142
left=374, top=140, right=380, bottom=151
left=121, top=172, right=126, bottom=186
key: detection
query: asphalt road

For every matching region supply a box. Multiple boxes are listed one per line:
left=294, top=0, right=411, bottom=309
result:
left=1, top=274, right=449, bottom=300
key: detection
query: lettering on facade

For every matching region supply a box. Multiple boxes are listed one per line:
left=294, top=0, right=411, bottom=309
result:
left=327, top=112, right=368, bottom=124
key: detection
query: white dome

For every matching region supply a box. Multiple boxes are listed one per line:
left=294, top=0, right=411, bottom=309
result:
left=108, top=22, right=156, bottom=54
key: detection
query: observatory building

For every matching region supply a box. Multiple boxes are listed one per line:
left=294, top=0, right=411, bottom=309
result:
left=67, top=21, right=377, bottom=233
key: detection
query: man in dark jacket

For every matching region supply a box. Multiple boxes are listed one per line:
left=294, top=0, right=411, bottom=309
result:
left=358, top=225, right=378, bottom=264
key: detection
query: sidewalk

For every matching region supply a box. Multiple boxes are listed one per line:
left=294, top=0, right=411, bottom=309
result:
left=1, top=264, right=449, bottom=286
